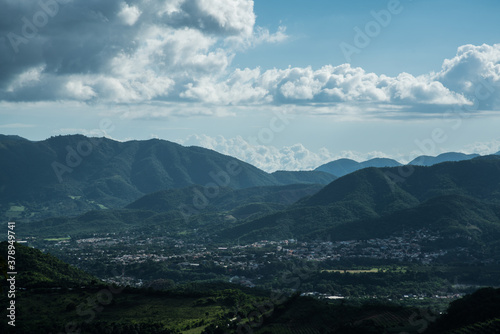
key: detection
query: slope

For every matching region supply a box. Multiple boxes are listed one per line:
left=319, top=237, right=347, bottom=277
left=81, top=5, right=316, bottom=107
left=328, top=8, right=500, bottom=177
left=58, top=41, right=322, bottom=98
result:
left=221, top=156, right=500, bottom=243
left=0, top=134, right=333, bottom=222
left=315, top=158, right=402, bottom=177
left=0, top=241, right=96, bottom=287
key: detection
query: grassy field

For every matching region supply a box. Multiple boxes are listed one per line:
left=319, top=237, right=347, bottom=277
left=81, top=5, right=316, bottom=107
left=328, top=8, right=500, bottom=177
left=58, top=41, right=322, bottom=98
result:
left=44, top=237, right=72, bottom=241
left=321, top=267, right=407, bottom=274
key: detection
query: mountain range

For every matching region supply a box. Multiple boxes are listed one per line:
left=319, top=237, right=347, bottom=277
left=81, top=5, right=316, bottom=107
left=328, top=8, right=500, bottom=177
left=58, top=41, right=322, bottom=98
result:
left=314, top=152, right=494, bottom=177
left=3, top=134, right=500, bottom=258
left=0, top=134, right=335, bottom=222
left=221, top=156, right=500, bottom=255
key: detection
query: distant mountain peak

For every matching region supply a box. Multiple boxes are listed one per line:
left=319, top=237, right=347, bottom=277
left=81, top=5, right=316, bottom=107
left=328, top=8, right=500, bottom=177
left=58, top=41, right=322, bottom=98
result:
left=408, top=152, right=480, bottom=166
left=315, top=157, right=401, bottom=177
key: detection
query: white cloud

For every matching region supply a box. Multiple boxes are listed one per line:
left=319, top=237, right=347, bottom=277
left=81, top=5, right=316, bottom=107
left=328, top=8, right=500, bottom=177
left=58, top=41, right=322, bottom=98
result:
left=64, top=79, right=97, bottom=100
left=177, top=134, right=401, bottom=172
left=117, top=2, right=141, bottom=26
left=435, top=44, right=500, bottom=110
left=0, top=0, right=282, bottom=104
left=6, top=65, right=45, bottom=93
left=0, top=0, right=499, bottom=120
left=181, top=63, right=470, bottom=108
left=192, top=0, right=255, bottom=36
left=226, top=25, right=289, bottom=50
left=176, top=134, right=500, bottom=172
left=460, top=139, right=500, bottom=156
left=0, top=123, right=36, bottom=128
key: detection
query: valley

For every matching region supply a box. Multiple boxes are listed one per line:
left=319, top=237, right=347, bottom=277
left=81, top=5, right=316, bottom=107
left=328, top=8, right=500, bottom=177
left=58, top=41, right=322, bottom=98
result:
left=2, top=135, right=500, bottom=333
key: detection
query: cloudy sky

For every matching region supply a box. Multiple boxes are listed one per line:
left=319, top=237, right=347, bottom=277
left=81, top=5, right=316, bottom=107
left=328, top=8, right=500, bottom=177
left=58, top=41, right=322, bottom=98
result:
left=1, top=0, right=500, bottom=171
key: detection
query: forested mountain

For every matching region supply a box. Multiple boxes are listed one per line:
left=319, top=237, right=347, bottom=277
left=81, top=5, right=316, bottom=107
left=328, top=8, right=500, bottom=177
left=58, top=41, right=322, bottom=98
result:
left=315, top=157, right=402, bottom=177
left=408, top=152, right=480, bottom=166
left=0, top=241, right=96, bottom=287
left=17, top=184, right=324, bottom=238
left=0, top=135, right=334, bottom=222
left=221, top=156, right=500, bottom=249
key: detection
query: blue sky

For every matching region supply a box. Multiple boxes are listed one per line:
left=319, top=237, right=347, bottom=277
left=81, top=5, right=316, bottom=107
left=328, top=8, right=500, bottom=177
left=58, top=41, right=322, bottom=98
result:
left=1, top=0, right=500, bottom=171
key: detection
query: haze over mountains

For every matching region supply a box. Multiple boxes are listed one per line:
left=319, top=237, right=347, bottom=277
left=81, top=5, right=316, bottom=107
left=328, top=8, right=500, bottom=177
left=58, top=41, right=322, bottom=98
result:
left=3, top=134, right=500, bottom=334
left=314, top=152, right=492, bottom=177
left=0, top=134, right=335, bottom=222
left=222, top=156, right=500, bottom=247
left=4, top=133, right=500, bottom=264
left=1, top=134, right=499, bottom=224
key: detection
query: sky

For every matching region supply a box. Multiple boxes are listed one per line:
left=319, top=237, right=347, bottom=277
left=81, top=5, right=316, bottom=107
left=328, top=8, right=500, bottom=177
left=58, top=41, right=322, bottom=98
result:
left=1, top=0, right=500, bottom=171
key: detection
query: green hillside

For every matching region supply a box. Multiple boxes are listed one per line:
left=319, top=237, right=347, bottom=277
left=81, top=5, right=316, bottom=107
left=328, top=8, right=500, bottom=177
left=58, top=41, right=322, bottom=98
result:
left=220, top=156, right=500, bottom=246
left=127, top=183, right=323, bottom=213
left=0, top=241, right=96, bottom=287
left=0, top=135, right=335, bottom=223
left=425, top=287, right=500, bottom=334
left=13, top=184, right=324, bottom=239
left=315, top=157, right=402, bottom=177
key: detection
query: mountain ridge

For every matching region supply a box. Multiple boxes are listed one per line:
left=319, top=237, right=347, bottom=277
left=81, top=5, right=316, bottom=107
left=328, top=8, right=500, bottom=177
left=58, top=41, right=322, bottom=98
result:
left=221, top=155, right=500, bottom=245
left=0, top=134, right=335, bottom=222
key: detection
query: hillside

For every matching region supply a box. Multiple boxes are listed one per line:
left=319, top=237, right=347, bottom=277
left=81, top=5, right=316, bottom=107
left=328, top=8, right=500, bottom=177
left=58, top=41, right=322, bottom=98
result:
left=127, top=183, right=323, bottom=213
left=0, top=241, right=96, bottom=287
left=315, top=153, right=485, bottom=177
left=425, top=287, right=500, bottom=334
left=0, top=135, right=334, bottom=222
left=221, top=156, right=500, bottom=248
left=17, top=184, right=324, bottom=238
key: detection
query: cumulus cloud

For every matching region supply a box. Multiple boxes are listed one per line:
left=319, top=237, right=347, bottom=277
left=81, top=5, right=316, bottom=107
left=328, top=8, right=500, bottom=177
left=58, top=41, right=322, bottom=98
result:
left=0, top=0, right=276, bottom=103
left=176, top=134, right=500, bottom=172
left=460, top=139, right=500, bottom=156
left=177, top=134, right=399, bottom=172
left=434, top=44, right=500, bottom=110
left=117, top=3, right=141, bottom=26
left=0, top=0, right=499, bottom=118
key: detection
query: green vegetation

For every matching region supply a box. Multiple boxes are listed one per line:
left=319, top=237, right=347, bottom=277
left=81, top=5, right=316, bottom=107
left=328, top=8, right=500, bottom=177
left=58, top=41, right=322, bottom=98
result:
left=2, top=136, right=500, bottom=333
left=425, top=287, right=500, bottom=333
left=0, top=235, right=499, bottom=334
left=44, top=237, right=71, bottom=241
left=0, top=241, right=96, bottom=287
left=0, top=134, right=334, bottom=223
left=220, top=157, right=500, bottom=247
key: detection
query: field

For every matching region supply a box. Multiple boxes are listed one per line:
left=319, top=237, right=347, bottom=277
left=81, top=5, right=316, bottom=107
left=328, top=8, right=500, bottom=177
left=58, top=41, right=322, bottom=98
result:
left=321, top=266, right=407, bottom=274
left=44, top=237, right=71, bottom=242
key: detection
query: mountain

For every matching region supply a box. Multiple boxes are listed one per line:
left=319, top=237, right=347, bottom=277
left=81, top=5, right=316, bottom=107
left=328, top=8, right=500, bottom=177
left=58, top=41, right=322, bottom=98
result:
left=425, top=287, right=500, bottom=334
left=315, top=157, right=402, bottom=177
left=316, top=153, right=485, bottom=177
left=15, top=184, right=325, bottom=238
left=221, top=156, right=500, bottom=244
left=409, top=152, right=480, bottom=166
left=316, top=194, right=500, bottom=244
left=0, top=241, right=96, bottom=287
left=0, top=135, right=334, bottom=222
left=0, top=134, right=29, bottom=142
left=126, top=183, right=323, bottom=214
